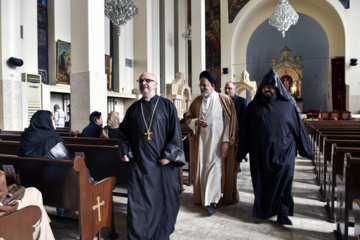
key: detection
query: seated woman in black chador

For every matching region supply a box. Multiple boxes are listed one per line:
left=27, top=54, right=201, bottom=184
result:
left=17, top=110, right=94, bottom=216
left=17, top=110, right=71, bottom=160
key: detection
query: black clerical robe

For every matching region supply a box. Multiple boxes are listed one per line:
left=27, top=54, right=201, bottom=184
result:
left=118, top=95, right=185, bottom=240
left=238, top=97, right=313, bottom=219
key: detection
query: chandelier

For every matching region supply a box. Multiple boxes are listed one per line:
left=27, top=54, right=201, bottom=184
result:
left=269, top=0, right=299, bottom=37
left=104, top=0, right=139, bottom=36
left=182, top=25, right=192, bottom=41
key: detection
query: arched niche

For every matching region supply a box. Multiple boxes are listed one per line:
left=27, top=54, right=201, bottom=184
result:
left=166, top=72, right=192, bottom=118
left=221, top=0, right=345, bottom=111
left=235, top=67, right=257, bottom=100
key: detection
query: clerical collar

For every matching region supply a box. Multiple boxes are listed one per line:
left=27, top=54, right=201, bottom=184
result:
left=143, top=94, right=157, bottom=101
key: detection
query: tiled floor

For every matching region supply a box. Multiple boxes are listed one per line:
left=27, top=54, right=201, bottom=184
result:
left=50, top=156, right=337, bottom=239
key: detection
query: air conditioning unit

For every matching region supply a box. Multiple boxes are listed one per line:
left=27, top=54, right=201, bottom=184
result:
left=22, top=73, right=42, bottom=125
left=22, top=73, right=41, bottom=83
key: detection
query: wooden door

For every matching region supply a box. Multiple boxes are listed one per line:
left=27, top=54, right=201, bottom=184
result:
left=331, top=57, right=346, bottom=111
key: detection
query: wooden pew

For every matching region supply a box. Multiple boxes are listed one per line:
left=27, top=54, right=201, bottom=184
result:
left=304, top=122, right=360, bottom=178
left=327, top=145, right=360, bottom=222
left=315, top=133, right=360, bottom=182
left=316, top=134, right=360, bottom=180
left=312, top=124, right=360, bottom=154
left=0, top=140, right=128, bottom=192
left=0, top=130, right=23, bottom=135
left=181, top=122, right=193, bottom=186
left=353, top=199, right=360, bottom=240
left=0, top=205, right=41, bottom=240
left=305, top=120, right=360, bottom=145
left=0, top=134, right=118, bottom=146
left=0, top=134, right=20, bottom=141
left=336, top=153, right=360, bottom=240
left=63, top=137, right=118, bottom=146
left=0, top=140, right=185, bottom=196
left=320, top=139, right=360, bottom=202
left=65, top=144, right=129, bottom=188
left=0, top=140, right=19, bottom=154
left=304, top=120, right=360, bottom=167
left=0, top=154, right=117, bottom=240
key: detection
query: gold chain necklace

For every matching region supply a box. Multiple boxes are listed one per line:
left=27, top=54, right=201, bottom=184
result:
left=140, top=95, right=160, bottom=140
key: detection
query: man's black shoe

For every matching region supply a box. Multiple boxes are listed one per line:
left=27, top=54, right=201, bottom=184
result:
left=277, top=215, right=292, bottom=225
left=206, top=203, right=216, bottom=215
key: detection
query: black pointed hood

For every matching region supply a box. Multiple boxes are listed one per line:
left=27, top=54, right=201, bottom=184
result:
left=255, top=68, right=301, bottom=116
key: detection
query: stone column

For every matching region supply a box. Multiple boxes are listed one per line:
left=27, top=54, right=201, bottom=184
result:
left=70, top=0, right=107, bottom=132
left=0, top=0, right=36, bottom=130
left=160, top=0, right=175, bottom=95
left=191, top=0, right=205, bottom=96
left=176, top=0, right=187, bottom=79
left=133, top=0, right=160, bottom=94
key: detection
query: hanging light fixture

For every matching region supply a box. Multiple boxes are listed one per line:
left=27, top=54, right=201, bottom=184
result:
left=269, top=0, right=299, bottom=37
left=104, top=0, right=139, bottom=36
left=182, top=25, right=192, bottom=41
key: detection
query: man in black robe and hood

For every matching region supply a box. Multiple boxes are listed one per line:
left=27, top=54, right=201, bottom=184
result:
left=238, top=69, right=313, bottom=225
left=118, top=72, right=186, bottom=239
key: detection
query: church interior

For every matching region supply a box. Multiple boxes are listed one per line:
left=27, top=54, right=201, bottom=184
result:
left=1, top=0, right=360, bottom=239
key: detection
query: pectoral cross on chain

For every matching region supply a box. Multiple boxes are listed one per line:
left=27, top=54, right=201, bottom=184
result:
left=145, top=128, right=153, bottom=141
left=92, top=196, right=105, bottom=222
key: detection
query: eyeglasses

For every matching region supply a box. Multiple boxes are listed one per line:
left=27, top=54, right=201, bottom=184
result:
left=137, top=79, right=155, bottom=83
left=198, top=84, right=211, bottom=88
left=224, top=87, right=234, bottom=91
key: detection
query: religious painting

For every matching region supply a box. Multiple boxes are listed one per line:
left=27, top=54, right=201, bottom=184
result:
left=281, top=75, right=294, bottom=96
left=339, top=0, right=349, bottom=9
left=37, top=0, right=47, bottom=8
left=38, top=69, right=48, bottom=84
left=105, top=54, right=113, bottom=91
left=228, top=0, right=250, bottom=23
left=38, top=48, right=47, bottom=69
left=38, top=28, right=47, bottom=48
left=206, top=0, right=221, bottom=92
left=38, top=8, right=47, bottom=27
left=56, top=40, right=71, bottom=84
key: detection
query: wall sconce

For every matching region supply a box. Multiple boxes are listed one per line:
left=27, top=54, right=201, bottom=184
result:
left=8, top=57, right=23, bottom=67
left=223, top=67, right=229, bottom=74
left=350, top=58, right=357, bottom=66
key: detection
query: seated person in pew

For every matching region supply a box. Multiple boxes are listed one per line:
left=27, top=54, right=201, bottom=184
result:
left=1, top=170, right=55, bottom=240
left=81, top=111, right=103, bottom=138
left=17, top=110, right=94, bottom=216
left=100, top=111, right=120, bottom=139
left=17, top=110, right=71, bottom=160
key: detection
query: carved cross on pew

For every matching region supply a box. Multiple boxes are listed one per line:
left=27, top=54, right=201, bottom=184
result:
left=92, top=196, right=105, bottom=222
left=145, top=129, right=153, bottom=141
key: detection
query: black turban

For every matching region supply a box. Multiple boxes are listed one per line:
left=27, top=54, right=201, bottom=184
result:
left=199, top=70, right=218, bottom=87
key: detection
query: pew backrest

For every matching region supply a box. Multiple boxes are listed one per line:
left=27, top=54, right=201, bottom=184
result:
left=0, top=154, right=116, bottom=240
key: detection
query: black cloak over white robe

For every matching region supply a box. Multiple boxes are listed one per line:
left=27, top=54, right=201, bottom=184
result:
left=118, top=95, right=186, bottom=240
left=238, top=69, right=313, bottom=219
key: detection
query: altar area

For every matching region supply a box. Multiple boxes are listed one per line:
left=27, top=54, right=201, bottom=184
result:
left=270, top=43, right=304, bottom=112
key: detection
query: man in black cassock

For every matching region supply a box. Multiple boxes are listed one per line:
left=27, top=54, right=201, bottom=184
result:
left=118, top=72, right=186, bottom=239
left=237, top=69, right=313, bottom=225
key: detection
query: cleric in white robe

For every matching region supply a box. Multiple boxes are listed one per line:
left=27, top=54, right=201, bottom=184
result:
left=186, top=70, right=239, bottom=215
